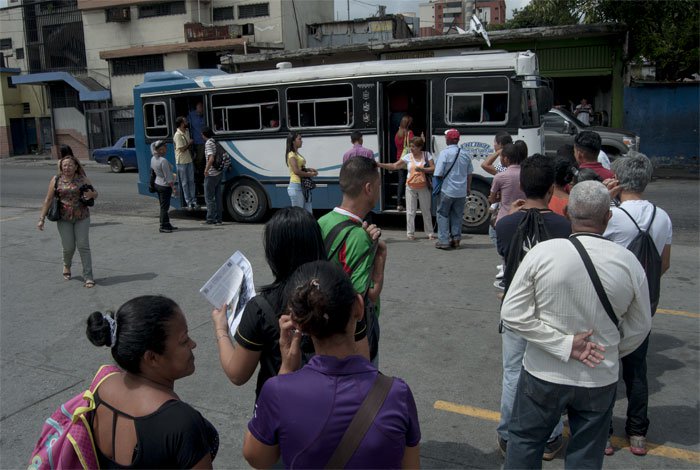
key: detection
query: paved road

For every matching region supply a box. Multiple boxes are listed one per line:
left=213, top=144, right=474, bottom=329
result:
left=1, top=162, right=698, bottom=469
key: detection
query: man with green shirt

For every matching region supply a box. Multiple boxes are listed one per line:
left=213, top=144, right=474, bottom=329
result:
left=318, top=157, right=387, bottom=365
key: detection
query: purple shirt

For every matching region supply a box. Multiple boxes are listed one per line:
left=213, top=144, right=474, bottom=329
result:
left=248, top=355, right=421, bottom=468
left=342, top=144, right=375, bottom=163
left=491, top=165, right=526, bottom=222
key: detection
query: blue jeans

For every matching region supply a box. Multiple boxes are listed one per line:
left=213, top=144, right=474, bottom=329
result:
left=204, top=173, right=223, bottom=223
left=177, top=162, right=195, bottom=207
left=288, top=182, right=312, bottom=213
left=436, top=194, right=465, bottom=244
left=506, top=370, right=616, bottom=470
left=498, top=328, right=564, bottom=442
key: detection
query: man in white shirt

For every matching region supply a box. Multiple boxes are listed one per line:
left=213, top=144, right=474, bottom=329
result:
left=502, top=181, right=652, bottom=470
left=574, top=98, right=593, bottom=125
left=601, top=153, right=672, bottom=456
left=173, top=116, right=197, bottom=210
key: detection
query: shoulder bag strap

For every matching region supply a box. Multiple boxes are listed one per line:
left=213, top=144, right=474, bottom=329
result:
left=325, top=374, right=394, bottom=469
left=324, top=219, right=359, bottom=259
left=253, top=295, right=277, bottom=322
left=441, top=147, right=460, bottom=179
left=53, top=175, right=60, bottom=198
left=569, top=236, right=619, bottom=327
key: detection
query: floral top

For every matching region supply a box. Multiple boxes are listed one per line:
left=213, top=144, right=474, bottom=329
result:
left=56, top=175, right=90, bottom=222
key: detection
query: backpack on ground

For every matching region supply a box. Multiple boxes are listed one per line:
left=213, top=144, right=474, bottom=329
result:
left=28, top=365, right=121, bottom=470
left=502, top=209, right=552, bottom=294
left=618, top=204, right=662, bottom=315
left=212, top=142, right=231, bottom=172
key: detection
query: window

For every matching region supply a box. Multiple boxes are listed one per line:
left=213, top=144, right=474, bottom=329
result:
left=287, top=84, right=353, bottom=129
left=23, top=102, right=30, bottom=114
left=111, top=55, right=164, bottom=76
left=50, top=84, right=80, bottom=110
left=138, top=1, right=185, bottom=18
left=543, top=112, right=567, bottom=132
left=211, top=89, right=279, bottom=132
left=239, top=3, right=269, bottom=19
left=124, top=137, right=135, bottom=148
left=106, top=7, right=131, bottom=22
left=15, top=47, right=24, bottom=60
left=144, top=102, right=169, bottom=138
left=521, top=89, right=540, bottom=127
left=213, top=7, right=234, bottom=21
left=445, top=76, right=509, bottom=125
left=0, top=38, right=12, bottom=50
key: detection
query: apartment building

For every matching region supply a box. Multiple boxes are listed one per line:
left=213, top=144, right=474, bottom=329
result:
left=418, top=0, right=505, bottom=37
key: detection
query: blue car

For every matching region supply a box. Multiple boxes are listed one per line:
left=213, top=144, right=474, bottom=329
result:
left=92, top=135, right=137, bottom=173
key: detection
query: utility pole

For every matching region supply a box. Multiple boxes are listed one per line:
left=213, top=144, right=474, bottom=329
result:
left=347, top=0, right=350, bottom=20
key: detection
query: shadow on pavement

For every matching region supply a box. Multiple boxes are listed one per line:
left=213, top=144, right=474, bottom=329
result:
left=97, top=272, right=158, bottom=286
left=421, top=439, right=503, bottom=468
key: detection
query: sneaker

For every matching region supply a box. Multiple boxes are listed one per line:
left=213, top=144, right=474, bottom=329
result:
left=496, top=264, right=504, bottom=279
left=628, top=435, right=647, bottom=456
left=604, top=439, right=614, bottom=456
left=201, top=221, right=215, bottom=225
left=497, top=436, right=507, bottom=457
left=215, top=221, right=225, bottom=225
left=159, top=228, right=172, bottom=233
left=450, top=239, right=461, bottom=248
left=168, top=226, right=179, bottom=231
left=435, top=242, right=452, bottom=250
left=493, top=280, right=505, bottom=290
left=542, top=435, right=563, bottom=461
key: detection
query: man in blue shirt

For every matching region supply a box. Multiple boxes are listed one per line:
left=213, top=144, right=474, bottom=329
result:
left=432, top=129, right=473, bottom=249
left=188, top=101, right=206, bottom=196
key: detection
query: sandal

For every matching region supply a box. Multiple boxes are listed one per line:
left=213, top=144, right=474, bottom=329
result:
left=428, top=234, right=436, bottom=240
left=84, top=280, right=95, bottom=288
left=407, top=234, right=416, bottom=240
left=62, top=268, right=71, bottom=281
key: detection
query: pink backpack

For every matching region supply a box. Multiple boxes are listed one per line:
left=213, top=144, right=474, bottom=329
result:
left=28, top=365, right=121, bottom=470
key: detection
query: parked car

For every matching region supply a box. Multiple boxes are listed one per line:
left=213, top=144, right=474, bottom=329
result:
left=92, top=135, right=137, bottom=173
left=543, top=107, right=640, bottom=158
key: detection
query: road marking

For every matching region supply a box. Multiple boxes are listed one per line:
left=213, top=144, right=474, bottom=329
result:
left=656, top=308, right=700, bottom=319
left=0, top=216, right=22, bottom=222
left=434, top=400, right=700, bottom=464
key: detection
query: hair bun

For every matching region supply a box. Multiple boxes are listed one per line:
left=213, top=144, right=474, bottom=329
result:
left=86, top=311, right=113, bottom=347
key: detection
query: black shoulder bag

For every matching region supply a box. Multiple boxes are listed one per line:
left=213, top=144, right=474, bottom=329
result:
left=46, top=177, right=61, bottom=222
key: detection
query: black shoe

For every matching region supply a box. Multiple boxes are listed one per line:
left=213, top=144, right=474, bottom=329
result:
left=159, top=228, right=172, bottom=233
left=167, top=225, right=179, bottom=230
left=497, top=436, right=507, bottom=457
left=542, top=435, right=563, bottom=461
left=435, top=242, right=452, bottom=250
left=201, top=220, right=215, bottom=225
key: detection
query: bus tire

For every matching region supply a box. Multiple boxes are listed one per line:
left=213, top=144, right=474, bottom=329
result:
left=226, top=179, right=268, bottom=223
left=462, top=180, right=490, bottom=234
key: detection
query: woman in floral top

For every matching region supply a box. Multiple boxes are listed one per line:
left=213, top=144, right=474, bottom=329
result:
left=37, top=146, right=98, bottom=288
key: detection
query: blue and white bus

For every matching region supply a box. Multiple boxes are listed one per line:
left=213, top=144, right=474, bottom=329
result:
left=133, top=50, right=551, bottom=232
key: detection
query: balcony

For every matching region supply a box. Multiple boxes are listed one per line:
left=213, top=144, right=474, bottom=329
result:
left=185, top=22, right=254, bottom=42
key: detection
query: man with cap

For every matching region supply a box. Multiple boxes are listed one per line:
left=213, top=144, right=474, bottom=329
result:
left=431, top=129, right=473, bottom=249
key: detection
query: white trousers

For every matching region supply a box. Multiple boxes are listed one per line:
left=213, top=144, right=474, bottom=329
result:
left=405, top=185, right=434, bottom=236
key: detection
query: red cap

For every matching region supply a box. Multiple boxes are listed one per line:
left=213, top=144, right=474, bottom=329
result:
left=445, top=128, right=460, bottom=140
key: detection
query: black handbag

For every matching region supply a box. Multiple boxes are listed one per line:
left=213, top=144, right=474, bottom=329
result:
left=46, top=177, right=61, bottom=222
left=79, top=184, right=96, bottom=207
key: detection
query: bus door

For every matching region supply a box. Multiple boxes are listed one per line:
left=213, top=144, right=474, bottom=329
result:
left=172, top=95, right=207, bottom=199
left=380, top=80, right=430, bottom=210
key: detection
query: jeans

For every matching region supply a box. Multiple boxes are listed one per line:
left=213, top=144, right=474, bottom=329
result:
left=506, top=370, right=616, bottom=470
left=405, top=186, right=434, bottom=237
left=155, top=183, right=173, bottom=229
left=177, top=162, right=195, bottom=207
left=56, top=217, right=92, bottom=280
left=288, top=182, right=312, bottom=213
left=498, top=329, right=564, bottom=442
left=204, top=173, right=224, bottom=223
left=193, top=144, right=206, bottom=196
left=436, top=194, right=465, bottom=244
left=396, top=169, right=407, bottom=207
left=610, top=333, right=650, bottom=437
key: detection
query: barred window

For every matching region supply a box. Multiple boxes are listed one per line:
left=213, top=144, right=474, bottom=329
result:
left=287, top=84, right=353, bottom=129
left=239, top=3, right=269, bottom=19
left=15, top=47, right=24, bottom=59
left=50, top=84, right=80, bottom=110
left=213, top=7, right=234, bottom=21
left=0, top=38, right=12, bottom=50
left=212, top=89, right=279, bottom=132
left=138, top=1, right=185, bottom=18
left=23, top=102, right=30, bottom=114
left=111, top=55, right=164, bottom=76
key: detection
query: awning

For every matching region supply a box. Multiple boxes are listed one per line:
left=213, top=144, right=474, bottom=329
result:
left=11, top=71, right=110, bottom=101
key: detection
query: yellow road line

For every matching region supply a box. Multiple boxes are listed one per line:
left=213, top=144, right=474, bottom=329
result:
left=656, top=308, right=700, bottom=319
left=0, top=216, right=22, bottom=222
left=434, top=400, right=700, bottom=464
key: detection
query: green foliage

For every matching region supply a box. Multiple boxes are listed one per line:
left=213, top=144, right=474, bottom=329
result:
left=507, top=0, right=700, bottom=80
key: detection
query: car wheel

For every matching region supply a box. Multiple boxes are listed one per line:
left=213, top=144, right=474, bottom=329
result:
left=225, top=179, right=268, bottom=223
left=462, top=180, right=491, bottom=234
left=109, top=157, right=124, bottom=173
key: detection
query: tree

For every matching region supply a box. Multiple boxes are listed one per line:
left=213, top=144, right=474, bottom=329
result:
left=506, top=0, right=700, bottom=81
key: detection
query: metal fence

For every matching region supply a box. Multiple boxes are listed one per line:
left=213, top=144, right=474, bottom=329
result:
left=86, top=107, right=134, bottom=152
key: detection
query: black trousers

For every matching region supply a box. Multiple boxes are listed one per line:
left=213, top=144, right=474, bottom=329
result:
left=610, top=333, right=651, bottom=437
left=155, top=184, right=172, bottom=229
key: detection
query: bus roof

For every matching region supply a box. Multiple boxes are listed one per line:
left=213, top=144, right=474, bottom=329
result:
left=138, top=50, right=538, bottom=94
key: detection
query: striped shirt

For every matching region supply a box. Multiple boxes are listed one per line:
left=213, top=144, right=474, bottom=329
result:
left=501, top=235, right=651, bottom=388
left=204, top=138, right=221, bottom=177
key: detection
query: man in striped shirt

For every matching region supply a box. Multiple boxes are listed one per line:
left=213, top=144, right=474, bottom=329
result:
left=501, top=181, right=651, bottom=469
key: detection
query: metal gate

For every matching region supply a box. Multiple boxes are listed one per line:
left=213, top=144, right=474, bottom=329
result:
left=85, top=107, right=134, bottom=152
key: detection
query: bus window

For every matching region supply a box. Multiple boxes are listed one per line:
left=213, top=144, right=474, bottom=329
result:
left=287, top=84, right=353, bottom=129
left=445, top=76, right=509, bottom=125
left=521, top=89, right=540, bottom=127
left=144, top=102, right=169, bottom=138
left=211, top=89, right=279, bottom=132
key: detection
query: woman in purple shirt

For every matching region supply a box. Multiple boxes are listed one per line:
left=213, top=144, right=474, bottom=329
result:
left=243, top=261, right=421, bottom=469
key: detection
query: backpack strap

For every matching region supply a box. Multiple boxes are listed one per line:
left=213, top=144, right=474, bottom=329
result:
left=252, top=295, right=277, bottom=323
left=73, top=365, right=121, bottom=424
left=324, top=374, right=394, bottom=469
left=617, top=203, right=656, bottom=234
left=569, top=236, right=619, bottom=328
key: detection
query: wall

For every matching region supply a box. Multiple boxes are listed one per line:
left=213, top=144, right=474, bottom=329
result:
left=213, top=0, right=283, bottom=44
left=54, top=107, right=89, bottom=159
left=624, top=83, right=699, bottom=168
left=281, top=0, right=333, bottom=49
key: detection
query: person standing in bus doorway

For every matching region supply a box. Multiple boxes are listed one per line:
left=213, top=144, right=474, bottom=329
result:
left=188, top=102, right=206, bottom=197
left=286, top=132, right=318, bottom=214
left=173, top=116, right=197, bottom=211
left=201, top=127, right=224, bottom=225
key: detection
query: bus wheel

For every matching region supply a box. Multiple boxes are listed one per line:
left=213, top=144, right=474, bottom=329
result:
left=462, top=180, right=490, bottom=234
left=226, top=180, right=268, bottom=223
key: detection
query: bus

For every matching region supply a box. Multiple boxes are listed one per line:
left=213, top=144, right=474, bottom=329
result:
left=133, top=50, right=551, bottom=233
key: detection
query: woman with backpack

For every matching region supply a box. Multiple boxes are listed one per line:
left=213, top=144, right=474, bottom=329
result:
left=378, top=136, right=435, bottom=240
left=85, top=295, right=219, bottom=468
left=202, top=127, right=224, bottom=225
left=37, top=146, right=98, bottom=288
left=243, top=260, right=421, bottom=469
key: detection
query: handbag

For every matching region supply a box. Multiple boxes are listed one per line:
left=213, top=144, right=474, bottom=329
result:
left=432, top=147, right=460, bottom=197
left=79, top=184, right=96, bottom=207
left=46, top=177, right=61, bottom=222
left=324, top=373, right=394, bottom=469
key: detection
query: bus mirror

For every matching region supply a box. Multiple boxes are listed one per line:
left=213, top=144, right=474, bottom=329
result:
left=537, top=87, right=553, bottom=114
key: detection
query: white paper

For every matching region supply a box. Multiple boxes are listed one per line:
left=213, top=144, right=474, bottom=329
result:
left=199, top=251, right=255, bottom=334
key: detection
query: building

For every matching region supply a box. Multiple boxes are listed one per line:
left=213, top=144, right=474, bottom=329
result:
left=306, top=15, right=414, bottom=49
left=475, top=0, right=506, bottom=26
left=418, top=0, right=504, bottom=37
